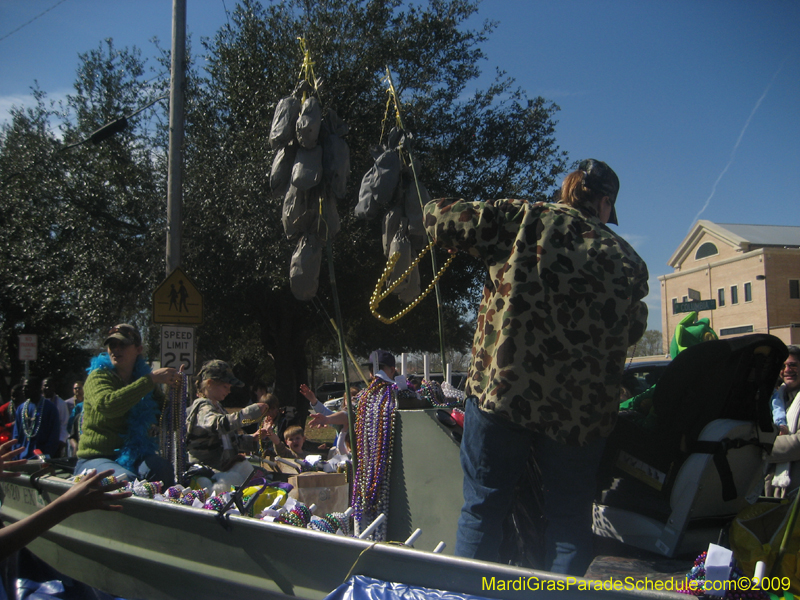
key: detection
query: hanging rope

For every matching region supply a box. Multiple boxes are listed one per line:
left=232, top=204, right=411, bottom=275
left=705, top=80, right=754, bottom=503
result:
left=369, top=68, right=449, bottom=371
left=292, top=38, right=358, bottom=476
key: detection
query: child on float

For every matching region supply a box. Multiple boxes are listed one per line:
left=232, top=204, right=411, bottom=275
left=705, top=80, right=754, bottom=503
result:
left=264, top=424, right=309, bottom=460
left=185, top=360, right=270, bottom=487
left=260, top=392, right=292, bottom=442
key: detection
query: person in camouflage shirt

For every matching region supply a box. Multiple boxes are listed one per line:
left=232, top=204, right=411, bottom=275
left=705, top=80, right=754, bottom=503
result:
left=186, top=360, right=270, bottom=472
left=423, top=159, right=648, bottom=575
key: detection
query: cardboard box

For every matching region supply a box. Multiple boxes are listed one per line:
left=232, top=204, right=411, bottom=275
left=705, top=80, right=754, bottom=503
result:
left=288, top=472, right=349, bottom=514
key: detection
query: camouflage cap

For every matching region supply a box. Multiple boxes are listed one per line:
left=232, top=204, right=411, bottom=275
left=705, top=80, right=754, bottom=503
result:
left=104, top=323, right=142, bottom=347
left=197, top=360, right=245, bottom=387
left=579, top=158, right=619, bottom=225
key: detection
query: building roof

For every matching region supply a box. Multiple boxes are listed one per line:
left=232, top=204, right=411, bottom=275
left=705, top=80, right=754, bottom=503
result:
left=668, top=220, right=800, bottom=268
left=712, top=223, right=800, bottom=247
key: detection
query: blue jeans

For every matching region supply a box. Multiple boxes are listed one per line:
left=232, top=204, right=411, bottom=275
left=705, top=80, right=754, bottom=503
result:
left=455, top=398, right=606, bottom=576
left=74, top=454, right=175, bottom=487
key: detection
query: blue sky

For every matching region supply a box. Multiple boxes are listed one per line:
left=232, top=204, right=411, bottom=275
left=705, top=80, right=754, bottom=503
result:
left=1, top=0, right=798, bottom=333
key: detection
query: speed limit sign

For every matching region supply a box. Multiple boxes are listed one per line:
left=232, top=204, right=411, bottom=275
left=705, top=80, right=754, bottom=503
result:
left=160, top=326, right=195, bottom=374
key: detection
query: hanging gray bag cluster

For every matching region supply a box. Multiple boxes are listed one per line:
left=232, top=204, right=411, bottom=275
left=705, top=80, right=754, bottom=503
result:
left=355, top=127, right=429, bottom=304
left=270, top=81, right=350, bottom=301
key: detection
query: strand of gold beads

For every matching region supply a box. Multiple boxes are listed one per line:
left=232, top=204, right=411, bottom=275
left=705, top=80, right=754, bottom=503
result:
left=369, top=242, right=455, bottom=324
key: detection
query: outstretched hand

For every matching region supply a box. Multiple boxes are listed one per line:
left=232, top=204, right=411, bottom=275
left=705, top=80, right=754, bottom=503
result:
left=308, top=412, right=328, bottom=429
left=61, top=469, right=132, bottom=513
left=151, top=363, right=185, bottom=387
left=299, top=384, right=318, bottom=405
left=0, top=440, right=26, bottom=480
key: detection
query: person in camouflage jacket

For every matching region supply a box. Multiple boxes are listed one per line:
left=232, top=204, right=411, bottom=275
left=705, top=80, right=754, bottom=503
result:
left=423, top=159, right=648, bottom=575
left=186, top=360, right=269, bottom=472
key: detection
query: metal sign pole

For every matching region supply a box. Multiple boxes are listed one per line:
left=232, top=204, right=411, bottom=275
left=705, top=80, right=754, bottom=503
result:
left=166, top=0, right=186, bottom=276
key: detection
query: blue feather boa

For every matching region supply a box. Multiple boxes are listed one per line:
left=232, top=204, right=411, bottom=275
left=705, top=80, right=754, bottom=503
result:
left=87, top=353, right=159, bottom=471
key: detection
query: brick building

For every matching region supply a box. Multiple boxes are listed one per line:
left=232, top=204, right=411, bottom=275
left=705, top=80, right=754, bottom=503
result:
left=659, top=221, right=800, bottom=352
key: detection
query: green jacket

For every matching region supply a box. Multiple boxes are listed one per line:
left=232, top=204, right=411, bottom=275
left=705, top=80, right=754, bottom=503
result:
left=77, top=368, right=156, bottom=459
left=424, top=198, right=649, bottom=446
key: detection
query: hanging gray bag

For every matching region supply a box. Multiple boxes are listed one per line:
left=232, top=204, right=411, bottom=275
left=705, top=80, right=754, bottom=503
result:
left=296, top=97, right=322, bottom=149
left=270, top=142, right=297, bottom=195
left=386, top=221, right=415, bottom=297
left=290, top=233, right=323, bottom=301
left=404, top=179, right=429, bottom=237
left=322, top=133, right=350, bottom=199
left=323, top=107, right=349, bottom=137
left=270, top=96, right=301, bottom=150
left=396, top=262, right=421, bottom=304
left=292, top=145, right=323, bottom=191
left=355, top=148, right=401, bottom=220
left=282, top=185, right=317, bottom=240
left=382, top=207, right=405, bottom=257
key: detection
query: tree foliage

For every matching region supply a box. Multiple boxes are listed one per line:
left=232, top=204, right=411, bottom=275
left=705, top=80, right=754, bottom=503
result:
left=181, top=0, right=568, bottom=407
left=0, top=40, right=165, bottom=393
left=628, top=330, right=666, bottom=358
left=0, top=1, right=569, bottom=406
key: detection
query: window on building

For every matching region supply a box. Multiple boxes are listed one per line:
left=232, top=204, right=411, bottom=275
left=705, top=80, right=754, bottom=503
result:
left=744, top=282, right=752, bottom=302
left=731, top=285, right=739, bottom=305
left=791, top=279, right=800, bottom=299
left=718, top=288, right=725, bottom=307
left=695, top=242, right=719, bottom=260
left=719, top=325, right=754, bottom=337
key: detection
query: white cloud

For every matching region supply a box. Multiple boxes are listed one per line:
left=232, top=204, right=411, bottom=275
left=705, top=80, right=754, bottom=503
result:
left=0, top=89, right=71, bottom=130
left=618, top=232, right=646, bottom=250
left=0, top=93, right=37, bottom=124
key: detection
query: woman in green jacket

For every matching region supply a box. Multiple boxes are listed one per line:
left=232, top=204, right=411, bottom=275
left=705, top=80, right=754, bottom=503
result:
left=75, top=324, right=181, bottom=485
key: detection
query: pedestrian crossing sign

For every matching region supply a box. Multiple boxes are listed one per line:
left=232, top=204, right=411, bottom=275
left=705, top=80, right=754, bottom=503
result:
left=152, top=267, right=204, bottom=325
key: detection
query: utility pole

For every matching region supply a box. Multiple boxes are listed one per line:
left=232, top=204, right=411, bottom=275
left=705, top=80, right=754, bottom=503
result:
left=166, top=0, right=186, bottom=276
left=166, top=0, right=187, bottom=481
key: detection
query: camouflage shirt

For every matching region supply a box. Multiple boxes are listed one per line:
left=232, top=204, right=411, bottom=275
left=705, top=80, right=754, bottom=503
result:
left=185, top=399, right=263, bottom=471
left=424, top=198, right=649, bottom=446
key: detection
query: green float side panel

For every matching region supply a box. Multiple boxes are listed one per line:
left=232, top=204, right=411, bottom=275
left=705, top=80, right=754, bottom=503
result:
left=386, top=409, right=463, bottom=554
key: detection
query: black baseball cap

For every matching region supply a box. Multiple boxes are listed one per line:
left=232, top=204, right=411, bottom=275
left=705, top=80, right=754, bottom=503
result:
left=579, top=158, right=619, bottom=225
left=362, top=349, right=396, bottom=369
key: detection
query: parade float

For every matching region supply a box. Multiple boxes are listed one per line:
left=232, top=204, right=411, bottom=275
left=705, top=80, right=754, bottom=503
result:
left=1, top=39, right=794, bottom=600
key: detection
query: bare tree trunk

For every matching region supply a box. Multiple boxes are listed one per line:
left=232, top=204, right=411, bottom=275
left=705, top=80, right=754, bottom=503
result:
left=260, top=289, right=313, bottom=426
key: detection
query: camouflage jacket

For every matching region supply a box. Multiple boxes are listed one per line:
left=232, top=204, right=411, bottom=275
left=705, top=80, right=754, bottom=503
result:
left=424, top=198, right=649, bottom=446
left=185, top=399, right=262, bottom=471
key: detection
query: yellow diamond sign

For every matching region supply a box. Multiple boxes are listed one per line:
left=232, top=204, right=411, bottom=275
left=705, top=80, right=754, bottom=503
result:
left=152, top=267, right=203, bottom=325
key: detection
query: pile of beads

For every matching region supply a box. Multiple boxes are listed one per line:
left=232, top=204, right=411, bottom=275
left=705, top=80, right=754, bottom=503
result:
left=164, top=485, right=185, bottom=501
left=441, top=381, right=466, bottom=403
left=418, top=380, right=457, bottom=408
left=100, top=475, right=121, bottom=488
left=180, top=489, right=206, bottom=506
left=203, top=495, right=227, bottom=512
left=328, top=512, right=350, bottom=535
left=352, top=378, right=396, bottom=541
left=276, top=503, right=312, bottom=528
left=132, top=480, right=162, bottom=498
left=308, top=515, right=335, bottom=533
left=678, top=551, right=769, bottom=600
left=308, top=512, right=350, bottom=535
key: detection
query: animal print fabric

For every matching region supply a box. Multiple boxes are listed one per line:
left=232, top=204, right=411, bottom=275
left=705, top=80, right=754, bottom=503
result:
left=424, top=198, right=648, bottom=446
